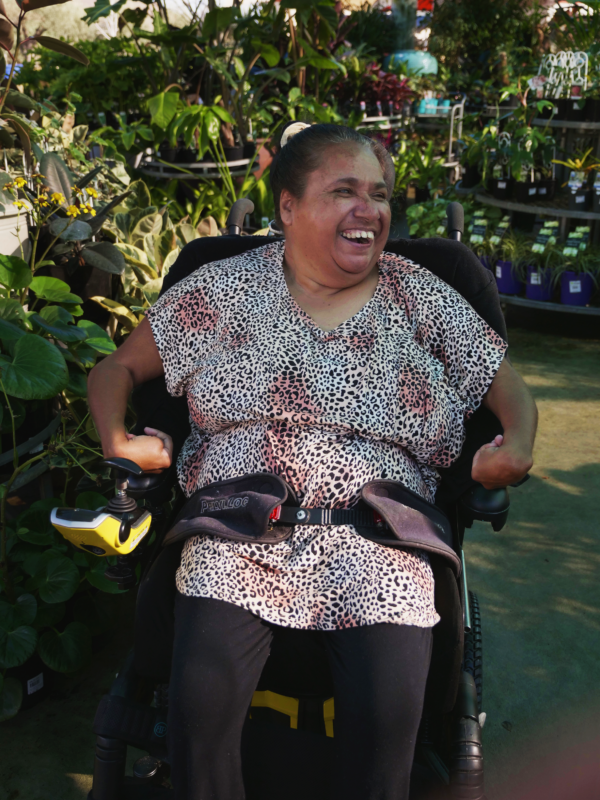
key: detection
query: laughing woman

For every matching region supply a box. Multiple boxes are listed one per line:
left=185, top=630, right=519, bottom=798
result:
left=88, top=123, right=537, bottom=800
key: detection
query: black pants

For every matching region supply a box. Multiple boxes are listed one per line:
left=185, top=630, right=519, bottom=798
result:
left=136, top=549, right=433, bottom=800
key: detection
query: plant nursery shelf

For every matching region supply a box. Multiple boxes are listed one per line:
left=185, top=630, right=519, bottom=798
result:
left=531, top=118, right=600, bottom=131
left=499, top=294, right=600, bottom=316
left=474, top=193, right=600, bottom=221
left=139, top=158, right=258, bottom=180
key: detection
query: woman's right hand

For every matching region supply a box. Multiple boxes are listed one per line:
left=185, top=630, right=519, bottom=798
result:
left=107, top=427, right=173, bottom=473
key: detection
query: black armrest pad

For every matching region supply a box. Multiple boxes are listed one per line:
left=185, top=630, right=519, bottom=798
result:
left=459, top=485, right=510, bottom=532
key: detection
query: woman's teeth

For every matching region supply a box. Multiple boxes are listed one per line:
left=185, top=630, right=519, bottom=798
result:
left=341, top=230, right=375, bottom=241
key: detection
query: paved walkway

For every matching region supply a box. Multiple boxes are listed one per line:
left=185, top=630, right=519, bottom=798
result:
left=0, top=327, right=599, bottom=800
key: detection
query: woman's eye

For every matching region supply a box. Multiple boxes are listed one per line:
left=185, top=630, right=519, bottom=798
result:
left=336, top=188, right=352, bottom=195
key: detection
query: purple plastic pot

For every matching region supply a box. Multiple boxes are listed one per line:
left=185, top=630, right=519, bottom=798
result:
left=526, top=265, right=553, bottom=301
left=495, top=260, right=523, bottom=295
left=560, top=271, right=594, bottom=306
left=479, top=256, right=494, bottom=271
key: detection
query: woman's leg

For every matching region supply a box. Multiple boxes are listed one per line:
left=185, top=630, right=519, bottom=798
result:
left=324, top=623, right=433, bottom=800
left=168, top=594, right=273, bottom=800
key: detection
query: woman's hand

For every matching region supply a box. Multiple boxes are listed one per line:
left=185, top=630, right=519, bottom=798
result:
left=471, top=434, right=533, bottom=490
left=107, top=427, right=173, bottom=473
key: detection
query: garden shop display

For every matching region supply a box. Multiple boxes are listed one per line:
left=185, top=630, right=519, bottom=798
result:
left=0, top=0, right=600, bottom=729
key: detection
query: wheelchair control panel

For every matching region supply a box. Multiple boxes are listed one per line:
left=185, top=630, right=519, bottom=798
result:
left=50, top=457, right=152, bottom=558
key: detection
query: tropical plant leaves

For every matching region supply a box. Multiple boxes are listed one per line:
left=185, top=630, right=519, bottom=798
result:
left=0, top=334, right=69, bottom=399
left=32, top=555, right=81, bottom=604
left=0, top=676, right=22, bottom=722
left=39, top=152, right=73, bottom=202
left=31, top=313, right=88, bottom=343
left=30, top=276, right=83, bottom=304
left=148, top=91, right=180, bottom=129
left=38, top=621, right=91, bottom=672
left=0, top=624, right=37, bottom=669
left=49, top=218, right=92, bottom=242
left=0, top=317, right=26, bottom=341
left=0, top=255, right=32, bottom=290
left=82, top=242, right=125, bottom=275
left=33, top=36, right=90, bottom=66
left=75, top=491, right=107, bottom=510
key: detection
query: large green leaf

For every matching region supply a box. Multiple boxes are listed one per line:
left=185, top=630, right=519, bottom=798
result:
left=82, top=242, right=125, bottom=275
left=0, top=595, right=36, bottom=629
left=0, top=317, right=26, bottom=341
left=35, top=600, right=65, bottom=629
left=39, top=152, right=73, bottom=202
left=31, top=313, right=88, bottom=343
left=122, top=180, right=152, bottom=211
left=30, top=276, right=83, bottom=304
left=33, top=36, right=90, bottom=66
left=41, top=305, right=73, bottom=325
left=75, top=491, right=107, bottom=510
left=0, top=624, right=37, bottom=668
left=66, top=367, right=87, bottom=397
left=34, top=556, right=81, bottom=604
left=202, top=5, right=238, bottom=37
left=0, top=334, right=68, bottom=399
left=0, top=254, right=32, bottom=290
left=148, top=91, right=179, bottom=130
left=38, top=621, right=91, bottom=672
left=141, top=277, right=163, bottom=305
left=0, top=677, right=22, bottom=722
left=49, top=218, right=92, bottom=242
left=132, top=213, right=162, bottom=243
left=17, top=526, right=54, bottom=546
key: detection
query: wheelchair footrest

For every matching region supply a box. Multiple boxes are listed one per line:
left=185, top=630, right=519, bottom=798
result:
left=94, top=695, right=169, bottom=759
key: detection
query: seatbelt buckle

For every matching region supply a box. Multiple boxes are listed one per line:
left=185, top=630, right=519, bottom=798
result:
left=269, top=506, right=282, bottom=522
left=373, top=511, right=384, bottom=526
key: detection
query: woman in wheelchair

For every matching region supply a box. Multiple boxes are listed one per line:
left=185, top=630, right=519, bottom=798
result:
left=88, top=123, right=537, bottom=800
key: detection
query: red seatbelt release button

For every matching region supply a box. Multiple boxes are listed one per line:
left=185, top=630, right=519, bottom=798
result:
left=269, top=506, right=282, bottom=522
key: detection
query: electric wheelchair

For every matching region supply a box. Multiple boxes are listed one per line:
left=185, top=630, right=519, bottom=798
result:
left=53, top=201, right=518, bottom=800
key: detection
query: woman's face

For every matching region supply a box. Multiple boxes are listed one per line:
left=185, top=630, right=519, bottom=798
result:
left=280, top=143, right=391, bottom=287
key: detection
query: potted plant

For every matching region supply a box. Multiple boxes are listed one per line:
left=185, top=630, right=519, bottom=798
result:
left=553, top=248, right=599, bottom=307
left=526, top=245, right=554, bottom=302
left=495, top=232, right=528, bottom=295
left=553, top=148, right=600, bottom=212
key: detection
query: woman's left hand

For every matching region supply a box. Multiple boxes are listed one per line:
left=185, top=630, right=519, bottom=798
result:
left=471, top=434, right=533, bottom=490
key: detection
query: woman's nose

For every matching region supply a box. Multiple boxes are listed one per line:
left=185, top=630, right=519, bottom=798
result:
left=352, top=194, right=379, bottom=219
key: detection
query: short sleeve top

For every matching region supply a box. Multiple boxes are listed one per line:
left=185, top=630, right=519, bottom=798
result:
left=145, top=240, right=507, bottom=630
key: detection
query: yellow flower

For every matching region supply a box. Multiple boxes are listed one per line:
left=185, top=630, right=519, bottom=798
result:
left=66, top=205, right=80, bottom=218
left=86, top=187, right=98, bottom=198
left=50, top=192, right=66, bottom=205
left=32, top=173, right=46, bottom=180
left=36, top=193, right=50, bottom=208
left=12, top=177, right=26, bottom=189
left=82, top=203, right=96, bottom=217
left=73, top=186, right=83, bottom=196
left=13, top=200, right=29, bottom=210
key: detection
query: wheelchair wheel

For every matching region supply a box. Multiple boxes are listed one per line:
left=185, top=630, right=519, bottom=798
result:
left=463, top=591, right=482, bottom=712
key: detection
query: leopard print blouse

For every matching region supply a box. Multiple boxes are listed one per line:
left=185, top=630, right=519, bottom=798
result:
left=146, top=240, right=507, bottom=630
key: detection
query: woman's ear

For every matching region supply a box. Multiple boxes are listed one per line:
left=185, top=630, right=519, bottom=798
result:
left=279, top=189, right=295, bottom=227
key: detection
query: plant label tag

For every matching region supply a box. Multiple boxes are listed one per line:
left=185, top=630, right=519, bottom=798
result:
left=538, top=187, right=547, bottom=195
left=528, top=187, right=537, bottom=196
left=569, top=280, right=581, bottom=293
left=495, top=265, right=502, bottom=279
left=498, top=181, right=507, bottom=189
left=531, top=272, right=541, bottom=285
left=576, top=195, right=584, bottom=203
left=27, top=673, right=44, bottom=695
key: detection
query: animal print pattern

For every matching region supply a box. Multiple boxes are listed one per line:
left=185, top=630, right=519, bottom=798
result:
left=146, top=240, right=507, bottom=630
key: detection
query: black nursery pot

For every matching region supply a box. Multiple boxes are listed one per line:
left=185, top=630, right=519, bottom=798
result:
left=586, top=98, right=600, bottom=122
left=569, top=190, right=592, bottom=212
left=6, top=653, right=52, bottom=711
left=567, top=98, right=587, bottom=122
left=593, top=191, right=600, bottom=214
left=177, top=148, right=198, bottom=164
left=243, top=141, right=257, bottom=159
left=157, top=142, right=178, bottom=163
left=222, top=146, right=245, bottom=162
left=513, top=181, right=538, bottom=203
left=536, top=179, right=556, bottom=202
left=489, top=177, right=512, bottom=200
left=415, top=187, right=431, bottom=203
left=461, top=164, right=481, bottom=189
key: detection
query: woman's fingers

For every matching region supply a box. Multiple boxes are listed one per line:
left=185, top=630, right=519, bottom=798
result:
left=144, top=427, right=174, bottom=459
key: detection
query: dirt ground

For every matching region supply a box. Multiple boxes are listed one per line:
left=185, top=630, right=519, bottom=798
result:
left=0, top=324, right=599, bottom=800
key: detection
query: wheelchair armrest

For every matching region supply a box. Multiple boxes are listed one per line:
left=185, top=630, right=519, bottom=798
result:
left=459, top=485, right=510, bottom=532
left=127, top=465, right=177, bottom=502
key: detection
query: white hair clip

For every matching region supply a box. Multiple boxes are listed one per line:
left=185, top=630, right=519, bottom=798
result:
left=280, top=121, right=311, bottom=148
